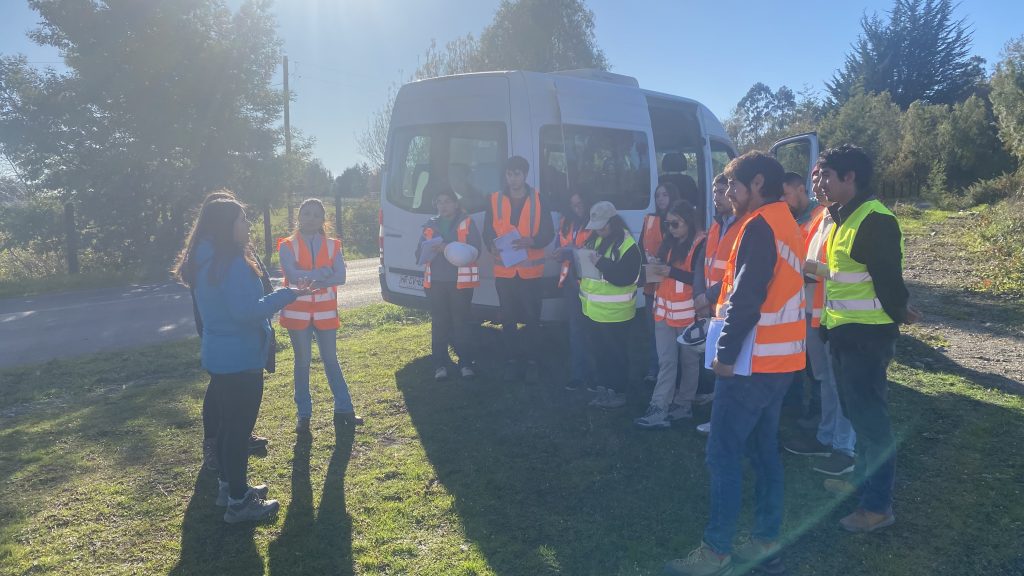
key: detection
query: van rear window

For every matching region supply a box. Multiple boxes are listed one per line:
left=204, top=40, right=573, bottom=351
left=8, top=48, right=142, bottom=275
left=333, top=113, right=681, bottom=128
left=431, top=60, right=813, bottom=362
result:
left=540, top=125, right=651, bottom=212
left=387, top=122, right=507, bottom=214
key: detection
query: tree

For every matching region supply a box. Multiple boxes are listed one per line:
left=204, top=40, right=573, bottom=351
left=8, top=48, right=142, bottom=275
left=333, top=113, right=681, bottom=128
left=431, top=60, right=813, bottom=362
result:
left=0, top=0, right=286, bottom=272
left=818, top=92, right=903, bottom=186
left=334, top=164, right=370, bottom=199
left=358, top=0, right=608, bottom=168
left=991, top=36, right=1024, bottom=163
left=827, top=0, right=985, bottom=109
left=725, top=83, right=824, bottom=153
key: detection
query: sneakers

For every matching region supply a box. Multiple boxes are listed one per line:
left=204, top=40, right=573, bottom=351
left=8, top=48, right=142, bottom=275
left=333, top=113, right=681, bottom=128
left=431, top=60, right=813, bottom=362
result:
left=295, top=417, right=311, bottom=434
left=696, top=421, right=711, bottom=435
left=202, top=438, right=219, bottom=472
left=216, top=481, right=268, bottom=507
left=823, top=478, right=857, bottom=497
left=783, top=436, right=831, bottom=457
left=839, top=508, right=896, bottom=533
left=693, top=393, right=715, bottom=406
left=434, top=366, right=449, bottom=381
left=813, top=452, right=856, bottom=476
left=588, top=387, right=610, bottom=406
left=460, top=365, right=476, bottom=378
left=334, top=411, right=364, bottom=426
left=634, top=405, right=671, bottom=429
left=223, top=487, right=280, bottom=524
left=248, top=433, right=269, bottom=453
left=732, top=537, right=784, bottom=575
left=663, top=542, right=732, bottom=576
left=589, top=388, right=626, bottom=409
left=667, top=403, right=693, bottom=422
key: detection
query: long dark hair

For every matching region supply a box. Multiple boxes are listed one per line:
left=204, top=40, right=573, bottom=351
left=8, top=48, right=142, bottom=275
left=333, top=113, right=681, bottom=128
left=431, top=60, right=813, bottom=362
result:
left=658, top=200, right=700, bottom=266
left=585, top=214, right=632, bottom=260
left=292, top=197, right=333, bottom=238
left=172, top=196, right=259, bottom=287
left=560, top=190, right=591, bottom=236
left=654, top=181, right=682, bottom=219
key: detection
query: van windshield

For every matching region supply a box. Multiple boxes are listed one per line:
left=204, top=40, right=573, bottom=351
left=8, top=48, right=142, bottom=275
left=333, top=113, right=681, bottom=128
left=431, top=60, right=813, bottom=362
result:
left=539, top=124, right=651, bottom=212
left=387, top=122, right=507, bottom=214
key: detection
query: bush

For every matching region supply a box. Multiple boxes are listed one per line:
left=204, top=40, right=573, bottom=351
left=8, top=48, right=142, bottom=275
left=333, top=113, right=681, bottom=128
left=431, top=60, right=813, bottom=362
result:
left=970, top=197, right=1024, bottom=295
left=966, top=169, right=1024, bottom=206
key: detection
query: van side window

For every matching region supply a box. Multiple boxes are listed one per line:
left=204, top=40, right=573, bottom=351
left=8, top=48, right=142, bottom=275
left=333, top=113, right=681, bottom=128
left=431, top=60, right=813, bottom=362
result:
left=540, top=125, right=651, bottom=212
left=388, top=122, right=507, bottom=214
left=711, top=140, right=735, bottom=179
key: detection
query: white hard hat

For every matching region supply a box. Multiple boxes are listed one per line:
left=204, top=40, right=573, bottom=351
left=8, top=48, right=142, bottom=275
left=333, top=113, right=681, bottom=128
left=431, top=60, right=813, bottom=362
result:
left=677, top=317, right=709, bottom=348
left=444, top=242, right=479, bottom=267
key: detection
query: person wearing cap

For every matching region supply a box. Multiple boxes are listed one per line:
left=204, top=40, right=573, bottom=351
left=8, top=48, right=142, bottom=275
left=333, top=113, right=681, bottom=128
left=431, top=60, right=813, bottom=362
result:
left=814, top=144, right=921, bottom=533
left=552, top=190, right=595, bottom=391
left=634, top=199, right=705, bottom=429
left=416, top=188, right=482, bottom=381
left=665, top=152, right=805, bottom=576
left=783, top=164, right=858, bottom=478
left=483, top=156, right=554, bottom=382
left=579, top=201, right=642, bottom=410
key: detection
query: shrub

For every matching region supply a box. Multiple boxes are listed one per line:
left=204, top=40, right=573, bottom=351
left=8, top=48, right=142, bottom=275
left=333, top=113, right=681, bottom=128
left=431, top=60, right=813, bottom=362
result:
left=966, top=169, right=1024, bottom=206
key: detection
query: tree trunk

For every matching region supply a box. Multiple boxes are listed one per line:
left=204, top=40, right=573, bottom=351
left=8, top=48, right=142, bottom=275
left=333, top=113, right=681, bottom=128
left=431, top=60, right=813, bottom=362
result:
left=64, top=201, right=79, bottom=275
left=335, top=193, right=344, bottom=243
left=263, top=205, right=274, bottom=270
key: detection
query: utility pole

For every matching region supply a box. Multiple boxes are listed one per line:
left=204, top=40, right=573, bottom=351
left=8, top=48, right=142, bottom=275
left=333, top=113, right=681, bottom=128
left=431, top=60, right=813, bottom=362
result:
left=284, top=55, right=293, bottom=229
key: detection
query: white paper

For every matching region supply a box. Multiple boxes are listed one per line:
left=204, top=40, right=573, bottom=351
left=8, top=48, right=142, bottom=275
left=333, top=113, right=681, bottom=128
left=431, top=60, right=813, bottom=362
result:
left=494, top=230, right=528, bottom=267
left=417, top=237, right=444, bottom=266
left=575, top=248, right=601, bottom=280
left=704, top=317, right=755, bottom=376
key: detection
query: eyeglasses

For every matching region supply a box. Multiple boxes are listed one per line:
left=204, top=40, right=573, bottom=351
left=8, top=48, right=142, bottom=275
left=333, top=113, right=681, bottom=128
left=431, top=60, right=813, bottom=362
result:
left=666, top=220, right=684, bottom=229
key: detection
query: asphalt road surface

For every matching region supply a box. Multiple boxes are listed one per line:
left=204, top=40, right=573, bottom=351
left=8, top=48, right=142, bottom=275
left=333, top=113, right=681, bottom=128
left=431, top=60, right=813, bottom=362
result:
left=0, top=257, right=381, bottom=369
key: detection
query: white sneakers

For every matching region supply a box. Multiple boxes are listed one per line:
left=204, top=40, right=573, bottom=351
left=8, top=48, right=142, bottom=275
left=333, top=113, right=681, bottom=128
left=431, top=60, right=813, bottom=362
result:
left=696, top=421, right=712, bottom=435
left=634, top=405, right=671, bottom=429
left=223, top=486, right=279, bottom=524
left=434, top=366, right=448, bottom=381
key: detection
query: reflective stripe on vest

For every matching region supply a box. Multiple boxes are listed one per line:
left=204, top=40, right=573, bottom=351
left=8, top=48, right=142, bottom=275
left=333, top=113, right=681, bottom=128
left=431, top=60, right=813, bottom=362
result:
left=653, top=232, right=705, bottom=328
left=579, top=235, right=638, bottom=323
left=804, top=208, right=832, bottom=328
left=704, top=217, right=744, bottom=287
left=422, top=216, right=480, bottom=290
left=557, top=217, right=591, bottom=288
left=822, top=199, right=903, bottom=328
left=279, top=234, right=341, bottom=330
left=715, top=202, right=807, bottom=373
left=491, top=190, right=546, bottom=279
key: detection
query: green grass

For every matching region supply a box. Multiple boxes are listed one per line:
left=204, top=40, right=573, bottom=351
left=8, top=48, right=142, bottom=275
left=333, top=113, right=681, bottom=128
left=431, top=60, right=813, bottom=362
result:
left=963, top=199, right=1024, bottom=296
left=1, top=303, right=1022, bottom=575
left=890, top=204, right=956, bottom=237
left=0, top=269, right=147, bottom=300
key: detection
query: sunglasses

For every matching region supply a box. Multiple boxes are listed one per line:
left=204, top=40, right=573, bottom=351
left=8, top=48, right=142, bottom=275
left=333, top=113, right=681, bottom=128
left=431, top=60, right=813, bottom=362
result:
left=666, top=220, right=685, bottom=229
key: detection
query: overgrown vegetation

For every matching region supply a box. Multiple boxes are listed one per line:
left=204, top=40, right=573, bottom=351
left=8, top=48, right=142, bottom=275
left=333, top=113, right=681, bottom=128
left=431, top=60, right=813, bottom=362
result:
left=0, top=302, right=1021, bottom=575
left=966, top=198, right=1024, bottom=295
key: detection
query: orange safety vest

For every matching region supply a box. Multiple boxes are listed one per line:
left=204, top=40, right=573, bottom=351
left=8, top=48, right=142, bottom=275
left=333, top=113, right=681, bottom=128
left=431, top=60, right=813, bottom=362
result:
left=704, top=216, right=746, bottom=287
left=798, top=205, right=825, bottom=241
left=278, top=234, right=342, bottom=330
left=490, top=190, right=546, bottom=279
left=641, top=213, right=664, bottom=295
left=653, top=232, right=706, bottom=327
left=715, top=202, right=807, bottom=373
left=557, top=216, right=591, bottom=288
left=422, top=216, right=480, bottom=290
left=804, top=207, right=832, bottom=328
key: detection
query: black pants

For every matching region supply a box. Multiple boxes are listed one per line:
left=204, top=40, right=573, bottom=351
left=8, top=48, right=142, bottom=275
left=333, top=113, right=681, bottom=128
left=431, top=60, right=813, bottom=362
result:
left=212, top=371, right=265, bottom=499
left=426, top=282, right=475, bottom=368
left=494, top=276, right=543, bottom=362
left=587, top=317, right=631, bottom=393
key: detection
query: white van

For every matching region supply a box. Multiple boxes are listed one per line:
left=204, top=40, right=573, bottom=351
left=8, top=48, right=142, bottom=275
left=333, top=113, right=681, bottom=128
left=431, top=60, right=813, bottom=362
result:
left=378, top=69, right=818, bottom=320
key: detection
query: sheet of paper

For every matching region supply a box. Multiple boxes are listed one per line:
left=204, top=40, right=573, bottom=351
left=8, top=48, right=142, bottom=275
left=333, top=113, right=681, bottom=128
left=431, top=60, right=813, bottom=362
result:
left=704, top=317, right=755, bottom=376
left=575, top=248, right=601, bottom=280
left=494, top=230, right=528, bottom=267
left=417, top=237, right=444, bottom=266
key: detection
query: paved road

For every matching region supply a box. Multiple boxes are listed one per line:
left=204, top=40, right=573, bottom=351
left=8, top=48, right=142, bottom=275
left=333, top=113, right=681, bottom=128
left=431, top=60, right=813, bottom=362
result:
left=0, top=258, right=381, bottom=369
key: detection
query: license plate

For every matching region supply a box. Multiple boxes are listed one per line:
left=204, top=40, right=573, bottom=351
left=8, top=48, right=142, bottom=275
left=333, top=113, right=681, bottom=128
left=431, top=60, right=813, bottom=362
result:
left=398, top=274, right=423, bottom=290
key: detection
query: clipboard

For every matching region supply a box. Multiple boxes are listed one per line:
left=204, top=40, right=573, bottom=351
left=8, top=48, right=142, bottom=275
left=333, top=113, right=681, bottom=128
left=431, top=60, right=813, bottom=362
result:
left=494, top=230, right=528, bottom=267
left=704, top=317, right=755, bottom=376
left=574, top=248, right=601, bottom=280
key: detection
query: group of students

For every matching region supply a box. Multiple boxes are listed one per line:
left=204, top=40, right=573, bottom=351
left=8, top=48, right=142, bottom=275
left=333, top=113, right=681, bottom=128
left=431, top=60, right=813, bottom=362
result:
left=174, top=192, right=359, bottom=524
left=419, top=147, right=917, bottom=576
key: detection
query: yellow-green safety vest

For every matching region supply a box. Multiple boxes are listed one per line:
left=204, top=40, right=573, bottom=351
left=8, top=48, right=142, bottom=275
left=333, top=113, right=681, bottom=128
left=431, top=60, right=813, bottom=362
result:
left=579, top=235, right=639, bottom=323
left=822, top=199, right=904, bottom=328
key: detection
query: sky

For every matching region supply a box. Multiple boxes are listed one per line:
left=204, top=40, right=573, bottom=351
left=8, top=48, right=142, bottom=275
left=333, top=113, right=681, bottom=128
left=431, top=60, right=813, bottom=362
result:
left=2, top=0, right=1023, bottom=175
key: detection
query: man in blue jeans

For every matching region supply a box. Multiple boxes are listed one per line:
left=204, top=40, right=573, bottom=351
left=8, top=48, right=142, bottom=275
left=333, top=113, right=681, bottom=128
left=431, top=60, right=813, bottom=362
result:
left=665, top=152, right=806, bottom=576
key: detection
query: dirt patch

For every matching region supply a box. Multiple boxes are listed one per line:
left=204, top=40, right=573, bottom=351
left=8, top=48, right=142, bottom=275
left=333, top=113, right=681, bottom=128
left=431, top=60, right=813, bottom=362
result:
left=901, top=209, right=1024, bottom=395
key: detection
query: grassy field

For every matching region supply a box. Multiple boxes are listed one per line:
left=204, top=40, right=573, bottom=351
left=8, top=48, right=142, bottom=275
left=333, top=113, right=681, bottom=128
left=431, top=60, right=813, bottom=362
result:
left=1, top=302, right=1022, bottom=575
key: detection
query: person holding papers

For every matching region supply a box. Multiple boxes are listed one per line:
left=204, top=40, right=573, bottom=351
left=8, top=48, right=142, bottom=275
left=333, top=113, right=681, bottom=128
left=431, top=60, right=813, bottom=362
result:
left=483, top=156, right=554, bottom=382
left=665, top=152, right=805, bottom=576
left=416, top=189, right=482, bottom=381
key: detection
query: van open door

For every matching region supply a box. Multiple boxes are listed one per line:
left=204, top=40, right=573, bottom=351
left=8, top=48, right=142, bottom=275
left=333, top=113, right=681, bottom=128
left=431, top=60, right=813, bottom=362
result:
left=770, top=132, right=819, bottom=193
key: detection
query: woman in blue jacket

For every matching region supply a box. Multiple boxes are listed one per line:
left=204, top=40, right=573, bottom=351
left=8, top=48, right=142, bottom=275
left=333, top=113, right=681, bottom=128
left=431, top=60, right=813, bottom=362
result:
left=173, top=197, right=310, bottom=524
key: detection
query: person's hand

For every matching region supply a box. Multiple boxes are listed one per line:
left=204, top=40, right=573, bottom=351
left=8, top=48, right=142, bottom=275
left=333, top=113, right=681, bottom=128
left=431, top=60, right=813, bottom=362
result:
left=904, top=304, right=923, bottom=325
left=803, top=260, right=821, bottom=276
left=695, top=293, right=711, bottom=318
left=488, top=245, right=500, bottom=259
left=512, top=236, right=534, bottom=249
left=587, top=250, right=601, bottom=265
left=291, top=277, right=314, bottom=296
left=711, top=358, right=734, bottom=377
left=648, top=263, right=670, bottom=278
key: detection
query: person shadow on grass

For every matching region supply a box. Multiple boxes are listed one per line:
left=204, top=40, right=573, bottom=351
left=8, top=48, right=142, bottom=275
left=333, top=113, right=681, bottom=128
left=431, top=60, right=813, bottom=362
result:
left=170, top=466, right=265, bottom=576
left=267, top=417, right=355, bottom=575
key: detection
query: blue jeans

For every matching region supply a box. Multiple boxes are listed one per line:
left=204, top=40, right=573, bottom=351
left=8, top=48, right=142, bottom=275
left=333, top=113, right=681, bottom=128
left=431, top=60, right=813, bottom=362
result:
left=704, top=372, right=792, bottom=554
left=808, top=323, right=856, bottom=456
left=288, top=326, right=354, bottom=417
left=830, top=333, right=897, bottom=514
left=563, top=282, right=594, bottom=385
